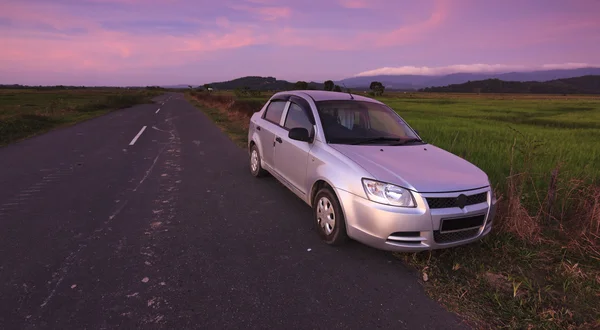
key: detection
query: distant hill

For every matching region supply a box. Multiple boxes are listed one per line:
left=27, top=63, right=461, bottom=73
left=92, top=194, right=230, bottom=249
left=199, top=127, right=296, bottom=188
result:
left=420, top=75, right=600, bottom=94
left=338, top=67, right=600, bottom=89
left=172, top=68, right=600, bottom=93
left=205, top=76, right=324, bottom=91
left=161, top=84, right=196, bottom=89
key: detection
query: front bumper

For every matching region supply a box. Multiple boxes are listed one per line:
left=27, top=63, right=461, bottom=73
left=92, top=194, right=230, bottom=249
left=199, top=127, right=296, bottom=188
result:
left=336, top=187, right=497, bottom=252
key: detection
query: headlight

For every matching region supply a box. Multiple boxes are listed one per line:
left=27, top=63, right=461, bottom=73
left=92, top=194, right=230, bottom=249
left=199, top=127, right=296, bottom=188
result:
left=361, top=179, right=416, bottom=207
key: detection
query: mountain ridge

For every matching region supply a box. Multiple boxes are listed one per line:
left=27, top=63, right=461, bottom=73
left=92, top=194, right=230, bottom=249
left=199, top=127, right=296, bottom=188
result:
left=187, top=67, right=600, bottom=91
left=420, top=75, right=600, bottom=94
left=337, top=67, right=600, bottom=89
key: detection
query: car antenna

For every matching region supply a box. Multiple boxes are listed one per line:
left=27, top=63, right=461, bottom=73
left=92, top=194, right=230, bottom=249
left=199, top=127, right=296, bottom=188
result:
left=342, top=83, right=354, bottom=100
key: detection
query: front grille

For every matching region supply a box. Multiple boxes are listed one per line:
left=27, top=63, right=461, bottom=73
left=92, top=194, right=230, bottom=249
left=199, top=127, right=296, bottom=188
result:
left=434, top=228, right=480, bottom=243
left=426, top=192, right=487, bottom=209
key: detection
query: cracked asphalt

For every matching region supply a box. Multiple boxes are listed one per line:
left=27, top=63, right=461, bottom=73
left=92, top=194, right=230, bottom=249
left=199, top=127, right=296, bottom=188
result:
left=0, top=93, right=468, bottom=329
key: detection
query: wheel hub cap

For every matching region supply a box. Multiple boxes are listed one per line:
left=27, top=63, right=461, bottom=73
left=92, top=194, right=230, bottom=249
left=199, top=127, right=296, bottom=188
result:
left=250, top=150, right=258, bottom=172
left=317, top=196, right=335, bottom=235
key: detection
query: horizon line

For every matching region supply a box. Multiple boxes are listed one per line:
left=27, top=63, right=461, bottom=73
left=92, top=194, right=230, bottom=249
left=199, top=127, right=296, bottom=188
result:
left=2, top=66, right=600, bottom=87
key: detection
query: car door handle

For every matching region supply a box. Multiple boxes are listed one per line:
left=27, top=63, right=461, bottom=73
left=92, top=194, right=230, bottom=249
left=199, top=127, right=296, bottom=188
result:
left=275, top=137, right=282, bottom=143
left=256, top=126, right=261, bottom=131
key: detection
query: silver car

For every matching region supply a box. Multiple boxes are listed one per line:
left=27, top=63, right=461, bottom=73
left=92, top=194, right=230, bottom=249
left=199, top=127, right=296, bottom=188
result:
left=247, top=90, right=497, bottom=252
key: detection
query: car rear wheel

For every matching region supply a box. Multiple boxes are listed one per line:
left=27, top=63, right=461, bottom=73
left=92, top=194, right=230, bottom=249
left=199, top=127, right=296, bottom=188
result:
left=249, top=144, right=268, bottom=177
left=314, top=187, right=348, bottom=245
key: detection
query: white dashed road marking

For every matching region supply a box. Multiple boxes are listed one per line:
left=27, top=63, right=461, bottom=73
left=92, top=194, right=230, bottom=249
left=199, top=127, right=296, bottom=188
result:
left=129, top=126, right=147, bottom=146
left=155, top=108, right=161, bottom=114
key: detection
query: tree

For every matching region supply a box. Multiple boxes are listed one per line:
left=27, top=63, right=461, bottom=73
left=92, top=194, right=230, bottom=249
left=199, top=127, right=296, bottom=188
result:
left=369, top=81, right=385, bottom=96
left=333, top=85, right=342, bottom=92
left=324, top=80, right=334, bottom=91
left=294, top=81, right=308, bottom=90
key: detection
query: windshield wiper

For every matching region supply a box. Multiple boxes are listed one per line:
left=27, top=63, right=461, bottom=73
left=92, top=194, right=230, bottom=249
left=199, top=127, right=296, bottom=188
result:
left=391, top=138, right=425, bottom=145
left=350, top=137, right=402, bottom=145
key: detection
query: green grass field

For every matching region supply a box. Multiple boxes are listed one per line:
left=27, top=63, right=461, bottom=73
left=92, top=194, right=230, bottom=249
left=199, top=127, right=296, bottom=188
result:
left=0, top=88, right=161, bottom=145
left=378, top=94, right=600, bottom=188
left=188, top=90, right=600, bottom=329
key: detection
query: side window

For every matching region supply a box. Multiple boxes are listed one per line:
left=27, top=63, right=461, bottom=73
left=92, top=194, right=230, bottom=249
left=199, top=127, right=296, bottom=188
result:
left=284, top=103, right=313, bottom=132
left=264, top=100, right=286, bottom=124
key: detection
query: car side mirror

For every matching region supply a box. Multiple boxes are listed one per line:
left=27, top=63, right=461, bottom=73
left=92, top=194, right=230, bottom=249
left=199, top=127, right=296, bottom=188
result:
left=288, top=127, right=312, bottom=142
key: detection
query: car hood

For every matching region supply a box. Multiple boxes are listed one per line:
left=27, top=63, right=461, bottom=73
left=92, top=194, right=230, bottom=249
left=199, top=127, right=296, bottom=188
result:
left=330, top=143, right=489, bottom=193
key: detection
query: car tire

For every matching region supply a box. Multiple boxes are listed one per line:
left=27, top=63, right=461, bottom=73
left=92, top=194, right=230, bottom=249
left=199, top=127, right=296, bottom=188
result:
left=313, top=187, right=349, bottom=245
left=249, top=144, right=268, bottom=177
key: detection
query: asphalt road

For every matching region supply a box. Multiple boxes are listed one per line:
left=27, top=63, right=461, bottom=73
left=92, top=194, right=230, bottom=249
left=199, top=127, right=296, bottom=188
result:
left=0, top=93, right=468, bottom=329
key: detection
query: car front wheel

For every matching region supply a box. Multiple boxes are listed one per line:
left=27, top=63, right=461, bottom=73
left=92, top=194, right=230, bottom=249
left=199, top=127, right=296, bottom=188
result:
left=249, top=144, right=267, bottom=177
left=314, top=187, right=348, bottom=245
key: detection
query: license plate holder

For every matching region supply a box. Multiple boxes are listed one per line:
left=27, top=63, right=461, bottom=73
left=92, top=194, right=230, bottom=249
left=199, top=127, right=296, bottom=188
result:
left=440, top=214, right=485, bottom=233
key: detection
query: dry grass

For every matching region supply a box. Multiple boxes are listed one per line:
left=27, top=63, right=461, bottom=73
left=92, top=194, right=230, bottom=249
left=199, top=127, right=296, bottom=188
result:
left=500, top=136, right=543, bottom=242
left=558, top=180, right=600, bottom=260
left=185, top=92, right=259, bottom=148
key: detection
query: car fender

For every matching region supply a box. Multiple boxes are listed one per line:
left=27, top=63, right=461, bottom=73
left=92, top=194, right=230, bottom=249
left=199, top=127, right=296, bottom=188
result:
left=247, top=111, right=263, bottom=146
left=249, top=135, right=268, bottom=170
left=306, top=141, right=374, bottom=206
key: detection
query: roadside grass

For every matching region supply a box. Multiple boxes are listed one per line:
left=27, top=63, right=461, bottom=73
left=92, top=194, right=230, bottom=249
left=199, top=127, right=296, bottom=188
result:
left=0, top=88, right=161, bottom=145
left=185, top=91, right=263, bottom=148
left=398, top=231, right=599, bottom=329
left=185, top=90, right=600, bottom=329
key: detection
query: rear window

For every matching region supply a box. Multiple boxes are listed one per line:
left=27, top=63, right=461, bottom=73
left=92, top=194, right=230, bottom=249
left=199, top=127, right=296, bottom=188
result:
left=264, top=100, right=286, bottom=124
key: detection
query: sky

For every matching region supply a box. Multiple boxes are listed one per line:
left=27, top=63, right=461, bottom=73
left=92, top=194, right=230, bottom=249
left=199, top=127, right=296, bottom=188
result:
left=1, top=0, right=599, bottom=86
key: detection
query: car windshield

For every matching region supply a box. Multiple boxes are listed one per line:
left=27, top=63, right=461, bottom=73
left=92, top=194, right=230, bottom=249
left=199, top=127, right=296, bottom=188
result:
left=314, top=100, right=421, bottom=145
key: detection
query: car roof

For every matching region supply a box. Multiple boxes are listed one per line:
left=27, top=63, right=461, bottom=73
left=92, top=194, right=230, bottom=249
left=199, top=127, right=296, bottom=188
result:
left=271, top=90, right=384, bottom=104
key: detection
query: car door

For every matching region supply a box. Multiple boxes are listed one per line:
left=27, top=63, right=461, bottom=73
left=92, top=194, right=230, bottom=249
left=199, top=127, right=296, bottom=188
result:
left=273, top=97, right=315, bottom=196
left=257, top=99, right=288, bottom=169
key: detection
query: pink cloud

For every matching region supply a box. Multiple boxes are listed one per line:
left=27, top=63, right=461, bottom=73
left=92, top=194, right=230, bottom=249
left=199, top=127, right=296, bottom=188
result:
left=0, top=25, right=264, bottom=74
left=228, top=4, right=291, bottom=21
left=0, top=2, right=99, bottom=31
left=367, top=0, right=449, bottom=47
left=271, top=28, right=356, bottom=51
left=445, top=9, right=600, bottom=51
left=257, top=6, right=292, bottom=21
left=338, top=0, right=370, bottom=9
left=176, top=28, right=266, bottom=52
left=270, top=0, right=450, bottom=51
left=0, top=0, right=268, bottom=73
left=244, top=0, right=276, bottom=3
left=0, top=0, right=450, bottom=74
left=82, top=0, right=179, bottom=3
left=216, top=16, right=231, bottom=28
